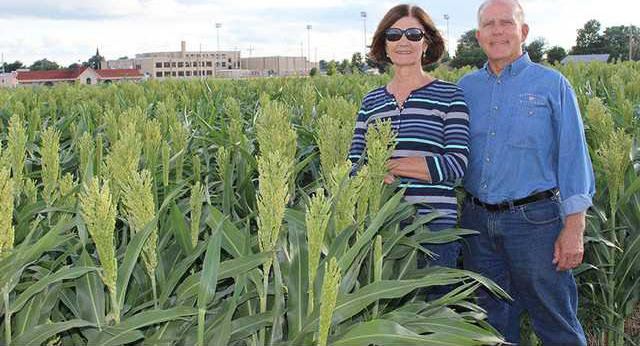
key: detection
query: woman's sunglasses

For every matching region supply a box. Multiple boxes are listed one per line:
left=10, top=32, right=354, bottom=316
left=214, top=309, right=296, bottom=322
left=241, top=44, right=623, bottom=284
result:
left=385, top=27, right=425, bottom=42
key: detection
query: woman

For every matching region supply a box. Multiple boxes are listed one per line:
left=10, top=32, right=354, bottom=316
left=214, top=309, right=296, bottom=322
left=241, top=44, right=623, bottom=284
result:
left=348, top=4, right=470, bottom=271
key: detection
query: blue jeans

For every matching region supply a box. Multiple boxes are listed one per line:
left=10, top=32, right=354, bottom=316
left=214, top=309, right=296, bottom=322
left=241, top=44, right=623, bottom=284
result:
left=417, top=222, right=462, bottom=269
left=460, top=197, right=586, bottom=346
left=416, top=222, right=462, bottom=300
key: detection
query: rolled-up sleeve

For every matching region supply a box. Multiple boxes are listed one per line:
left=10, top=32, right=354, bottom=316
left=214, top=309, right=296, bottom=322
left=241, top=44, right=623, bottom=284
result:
left=554, top=76, right=595, bottom=217
left=424, top=88, right=470, bottom=183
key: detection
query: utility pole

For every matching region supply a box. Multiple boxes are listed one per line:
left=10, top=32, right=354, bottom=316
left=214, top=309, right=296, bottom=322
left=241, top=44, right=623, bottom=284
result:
left=216, top=23, right=222, bottom=51
left=444, top=14, right=450, bottom=56
left=360, top=11, right=367, bottom=56
left=306, top=25, right=312, bottom=73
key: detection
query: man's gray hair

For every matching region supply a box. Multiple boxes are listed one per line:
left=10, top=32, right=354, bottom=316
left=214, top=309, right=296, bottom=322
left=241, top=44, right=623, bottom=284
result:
left=477, top=0, right=526, bottom=26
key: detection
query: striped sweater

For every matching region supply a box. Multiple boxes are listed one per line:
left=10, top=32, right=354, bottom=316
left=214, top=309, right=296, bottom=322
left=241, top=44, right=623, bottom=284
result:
left=348, top=79, right=470, bottom=227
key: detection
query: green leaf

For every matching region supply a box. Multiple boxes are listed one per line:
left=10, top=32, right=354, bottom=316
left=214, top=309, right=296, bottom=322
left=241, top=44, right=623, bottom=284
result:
left=116, top=218, right=156, bottom=309
left=206, top=207, right=247, bottom=258
left=91, top=306, right=198, bottom=345
left=170, top=202, right=193, bottom=253
left=331, top=319, right=480, bottom=346
left=198, top=224, right=223, bottom=310
left=229, top=312, right=273, bottom=342
left=11, top=266, right=96, bottom=313
left=159, top=241, right=207, bottom=307
left=76, top=249, right=106, bottom=330
left=11, top=319, right=95, bottom=346
left=285, top=212, right=308, bottom=338
left=338, top=190, right=404, bottom=271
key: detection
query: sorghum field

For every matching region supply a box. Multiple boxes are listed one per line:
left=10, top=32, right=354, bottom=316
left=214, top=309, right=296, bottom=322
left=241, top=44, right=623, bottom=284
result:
left=0, top=62, right=639, bottom=345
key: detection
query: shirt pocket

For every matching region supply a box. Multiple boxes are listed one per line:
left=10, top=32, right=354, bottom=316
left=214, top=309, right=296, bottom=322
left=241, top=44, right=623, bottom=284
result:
left=508, top=93, right=552, bottom=149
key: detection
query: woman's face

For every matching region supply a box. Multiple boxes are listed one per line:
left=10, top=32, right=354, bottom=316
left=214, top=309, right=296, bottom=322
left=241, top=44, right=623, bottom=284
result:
left=385, top=16, right=427, bottom=67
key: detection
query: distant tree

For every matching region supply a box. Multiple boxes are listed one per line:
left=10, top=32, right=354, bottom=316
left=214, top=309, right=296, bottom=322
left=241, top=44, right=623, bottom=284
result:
left=1, top=60, right=25, bottom=73
left=571, top=19, right=607, bottom=55
left=422, top=50, right=449, bottom=71
left=525, top=37, right=547, bottom=63
left=546, top=46, right=567, bottom=64
left=29, top=59, right=60, bottom=71
left=450, top=29, right=487, bottom=68
left=351, top=52, right=365, bottom=73
left=603, top=25, right=640, bottom=61
left=326, top=60, right=337, bottom=76
left=319, top=59, right=327, bottom=71
left=118, top=56, right=129, bottom=60
left=68, top=62, right=81, bottom=69
left=338, top=59, right=351, bottom=74
left=365, top=55, right=388, bottom=74
left=309, top=67, right=318, bottom=76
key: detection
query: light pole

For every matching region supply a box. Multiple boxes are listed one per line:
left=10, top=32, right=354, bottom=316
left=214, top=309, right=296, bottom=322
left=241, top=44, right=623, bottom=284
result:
left=216, top=23, right=222, bottom=51
left=444, top=14, right=450, bottom=56
left=306, top=25, right=312, bottom=72
left=360, top=11, right=367, bottom=56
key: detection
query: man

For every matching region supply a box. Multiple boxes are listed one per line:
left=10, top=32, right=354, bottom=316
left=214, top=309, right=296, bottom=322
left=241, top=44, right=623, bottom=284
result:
left=458, top=0, right=595, bottom=345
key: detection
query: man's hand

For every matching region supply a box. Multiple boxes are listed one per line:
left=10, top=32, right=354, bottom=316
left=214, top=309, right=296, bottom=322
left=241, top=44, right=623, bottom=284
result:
left=553, top=212, right=586, bottom=271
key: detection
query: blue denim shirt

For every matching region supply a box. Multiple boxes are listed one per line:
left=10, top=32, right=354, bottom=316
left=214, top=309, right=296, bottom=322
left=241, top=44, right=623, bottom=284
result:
left=458, top=53, right=595, bottom=217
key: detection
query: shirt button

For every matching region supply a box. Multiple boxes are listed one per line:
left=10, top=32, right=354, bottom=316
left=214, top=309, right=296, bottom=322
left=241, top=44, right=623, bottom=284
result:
left=493, top=106, right=499, bottom=111
left=490, top=131, right=496, bottom=136
left=486, top=157, right=491, bottom=163
left=497, top=79, right=502, bottom=84
left=481, top=184, right=488, bottom=190
left=528, top=110, right=534, bottom=116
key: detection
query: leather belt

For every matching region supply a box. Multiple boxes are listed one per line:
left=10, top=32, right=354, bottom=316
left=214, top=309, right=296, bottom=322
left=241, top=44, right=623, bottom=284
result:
left=468, top=189, right=558, bottom=212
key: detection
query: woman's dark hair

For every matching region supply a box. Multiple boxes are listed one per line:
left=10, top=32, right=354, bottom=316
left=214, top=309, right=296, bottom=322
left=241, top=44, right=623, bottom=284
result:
left=369, top=4, right=445, bottom=65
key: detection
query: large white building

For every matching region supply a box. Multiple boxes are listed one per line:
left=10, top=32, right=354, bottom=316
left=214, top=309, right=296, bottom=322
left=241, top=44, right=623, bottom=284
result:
left=107, top=41, right=244, bottom=79
left=107, top=41, right=318, bottom=79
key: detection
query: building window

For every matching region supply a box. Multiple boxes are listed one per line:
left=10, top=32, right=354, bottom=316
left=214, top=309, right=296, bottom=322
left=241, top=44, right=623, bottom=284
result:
left=156, top=72, right=162, bottom=77
left=86, top=78, right=92, bottom=85
left=178, top=62, right=184, bottom=67
left=156, top=62, right=162, bottom=68
left=164, top=71, right=171, bottom=77
left=228, top=58, right=231, bottom=63
left=171, top=62, right=176, bottom=68
left=172, top=71, right=176, bottom=76
left=186, top=71, right=191, bottom=76
left=221, top=62, right=226, bottom=67
left=216, top=62, right=220, bottom=67
left=206, top=70, right=213, bottom=75
left=185, top=62, right=191, bottom=67
left=163, top=62, right=170, bottom=68
left=178, top=71, right=184, bottom=76
left=136, top=64, right=141, bottom=69
left=206, top=61, right=212, bottom=67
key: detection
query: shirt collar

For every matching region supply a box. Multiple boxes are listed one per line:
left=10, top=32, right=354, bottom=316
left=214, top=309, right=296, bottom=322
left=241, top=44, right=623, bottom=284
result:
left=483, top=52, right=532, bottom=78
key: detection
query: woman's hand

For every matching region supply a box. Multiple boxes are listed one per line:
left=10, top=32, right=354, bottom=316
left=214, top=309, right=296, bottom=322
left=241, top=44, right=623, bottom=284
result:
left=387, top=157, right=431, bottom=182
left=384, top=174, right=396, bottom=185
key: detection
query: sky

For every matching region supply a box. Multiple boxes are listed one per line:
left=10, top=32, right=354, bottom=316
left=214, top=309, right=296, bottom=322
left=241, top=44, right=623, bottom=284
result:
left=0, top=0, right=639, bottom=67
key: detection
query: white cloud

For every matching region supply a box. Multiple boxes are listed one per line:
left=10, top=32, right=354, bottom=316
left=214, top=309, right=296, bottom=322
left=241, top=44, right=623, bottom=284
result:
left=0, top=0, right=638, bottom=66
left=0, top=0, right=146, bottom=19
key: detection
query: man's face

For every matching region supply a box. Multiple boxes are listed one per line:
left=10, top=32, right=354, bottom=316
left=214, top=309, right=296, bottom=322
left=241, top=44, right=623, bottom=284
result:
left=476, top=1, right=529, bottom=64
